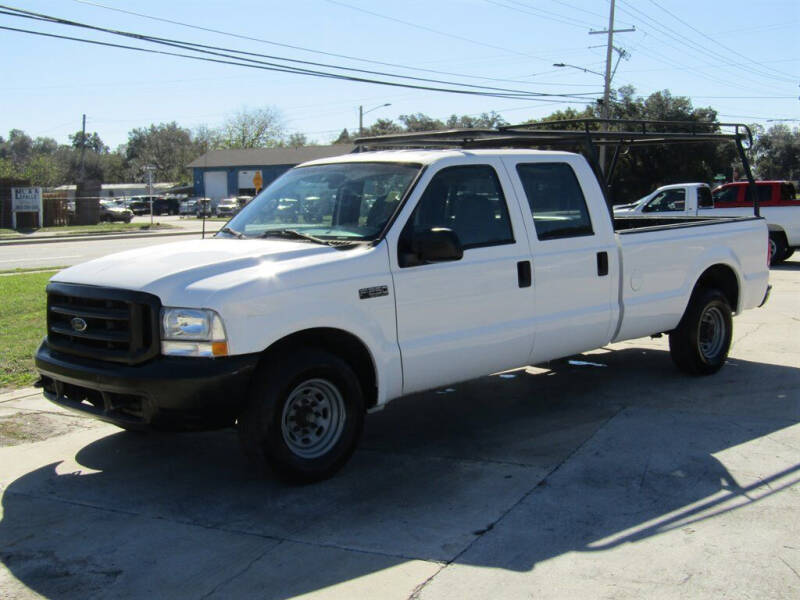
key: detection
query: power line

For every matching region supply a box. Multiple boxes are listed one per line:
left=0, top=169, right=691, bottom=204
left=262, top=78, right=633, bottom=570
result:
left=70, top=0, right=588, bottom=88
left=0, top=5, right=599, bottom=101
left=322, top=0, right=554, bottom=61
left=646, top=0, right=797, bottom=80
left=482, top=0, right=595, bottom=29
left=616, top=0, right=796, bottom=85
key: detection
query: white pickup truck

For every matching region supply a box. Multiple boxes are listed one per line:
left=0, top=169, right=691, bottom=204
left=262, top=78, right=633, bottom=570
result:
left=36, top=147, right=771, bottom=482
left=614, top=181, right=800, bottom=264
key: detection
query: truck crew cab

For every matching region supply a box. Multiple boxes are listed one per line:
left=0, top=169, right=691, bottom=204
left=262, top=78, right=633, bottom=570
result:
left=36, top=120, right=771, bottom=482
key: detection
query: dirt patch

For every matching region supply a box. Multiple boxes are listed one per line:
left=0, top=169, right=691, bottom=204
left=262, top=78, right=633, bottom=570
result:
left=0, top=411, right=99, bottom=447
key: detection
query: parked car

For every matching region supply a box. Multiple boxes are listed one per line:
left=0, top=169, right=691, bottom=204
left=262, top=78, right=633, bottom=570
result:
left=98, top=199, right=133, bottom=223
left=194, top=197, right=214, bottom=218
left=615, top=181, right=799, bottom=264
left=35, top=123, right=771, bottom=483
left=179, top=199, right=198, bottom=217
left=216, top=197, right=240, bottom=218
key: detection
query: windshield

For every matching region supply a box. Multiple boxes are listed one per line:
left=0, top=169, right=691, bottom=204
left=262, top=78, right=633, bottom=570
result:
left=221, top=162, right=420, bottom=241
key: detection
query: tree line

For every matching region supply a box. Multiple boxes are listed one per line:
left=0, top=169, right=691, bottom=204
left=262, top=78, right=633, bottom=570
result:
left=1, top=88, right=797, bottom=201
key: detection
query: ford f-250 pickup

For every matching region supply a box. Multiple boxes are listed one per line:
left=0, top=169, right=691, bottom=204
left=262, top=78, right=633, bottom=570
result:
left=614, top=180, right=799, bottom=264
left=35, top=121, right=771, bottom=482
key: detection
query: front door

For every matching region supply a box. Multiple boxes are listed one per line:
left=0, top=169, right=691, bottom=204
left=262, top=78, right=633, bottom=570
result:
left=387, top=160, right=535, bottom=395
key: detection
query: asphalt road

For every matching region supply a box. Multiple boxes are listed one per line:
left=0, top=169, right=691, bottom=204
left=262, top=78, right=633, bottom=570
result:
left=0, top=216, right=221, bottom=270
left=0, top=257, right=798, bottom=599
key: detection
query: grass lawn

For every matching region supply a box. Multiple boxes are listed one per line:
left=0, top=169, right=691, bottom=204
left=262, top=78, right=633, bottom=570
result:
left=0, top=271, right=55, bottom=389
left=0, top=222, right=173, bottom=239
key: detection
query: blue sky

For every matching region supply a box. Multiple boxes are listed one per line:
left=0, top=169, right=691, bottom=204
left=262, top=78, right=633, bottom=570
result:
left=1, top=0, right=798, bottom=148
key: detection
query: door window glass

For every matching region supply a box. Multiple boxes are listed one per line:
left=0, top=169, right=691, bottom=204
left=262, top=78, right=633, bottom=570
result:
left=516, top=163, right=593, bottom=239
left=712, top=186, right=740, bottom=203
left=643, top=188, right=686, bottom=212
left=400, top=165, right=514, bottom=252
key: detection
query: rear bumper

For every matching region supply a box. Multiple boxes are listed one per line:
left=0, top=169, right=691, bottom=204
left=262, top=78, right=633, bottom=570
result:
left=35, top=340, right=259, bottom=431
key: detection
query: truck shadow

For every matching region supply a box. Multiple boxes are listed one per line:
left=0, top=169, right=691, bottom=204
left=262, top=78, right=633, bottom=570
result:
left=1, top=347, right=798, bottom=598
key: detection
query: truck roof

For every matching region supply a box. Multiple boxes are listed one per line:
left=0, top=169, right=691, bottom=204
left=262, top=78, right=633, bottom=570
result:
left=302, top=148, right=579, bottom=167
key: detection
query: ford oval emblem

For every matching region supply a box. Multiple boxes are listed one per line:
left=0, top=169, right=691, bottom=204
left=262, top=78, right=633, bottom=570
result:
left=70, top=317, right=88, bottom=332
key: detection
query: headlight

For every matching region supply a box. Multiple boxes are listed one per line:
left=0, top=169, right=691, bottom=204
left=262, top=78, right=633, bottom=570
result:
left=160, top=308, right=228, bottom=357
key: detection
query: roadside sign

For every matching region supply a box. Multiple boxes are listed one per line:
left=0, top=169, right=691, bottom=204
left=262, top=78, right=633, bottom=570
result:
left=10, top=187, right=43, bottom=229
left=252, top=171, right=263, bottom=192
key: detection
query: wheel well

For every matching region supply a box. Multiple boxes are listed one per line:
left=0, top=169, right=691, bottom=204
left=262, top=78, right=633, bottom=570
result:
left=694, top=264, right=739, bottom=312
left=260, top=328, right=378, bottom=409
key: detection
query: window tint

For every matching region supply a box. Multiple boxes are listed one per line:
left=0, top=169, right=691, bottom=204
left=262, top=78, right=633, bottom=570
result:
left=400, top=165, right=514, bottom=252
left=516, top=163, right=593, bottom=240
left=643, top=188, right=686, bottom=212
left=712, top=186, right=739, bottom=203
left=782, top=183, right=797, bottom=202
left=698, top=187, right=713, bottom=208
left=757, top=185, right=772, bottom=204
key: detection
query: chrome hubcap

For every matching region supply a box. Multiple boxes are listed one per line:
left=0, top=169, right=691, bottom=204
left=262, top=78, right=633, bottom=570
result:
left=281, top=378, right=345, bottom=459
left=698, top=306, right=725, bottom=360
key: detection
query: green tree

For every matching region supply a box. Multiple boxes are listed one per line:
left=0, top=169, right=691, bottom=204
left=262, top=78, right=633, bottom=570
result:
left=333, top=128, right=352, bottom=144
left=753, top=124, right=800, bottom=180
left=446, top=111, right=508, bottom=129
left=69, top=131, right=108, bottom=154
left=219, top=106, right=285, bottom=149
left=361, top=118, right=402, bottom=136
left=126, top=122, right=197, bottom=183
left=398, top=113, right=445, bottom=132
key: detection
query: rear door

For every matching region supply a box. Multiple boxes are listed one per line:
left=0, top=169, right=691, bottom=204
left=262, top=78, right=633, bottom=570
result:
left=386, top=158, right=535, bottom=394
left=501, top=156, right=618, bottom=363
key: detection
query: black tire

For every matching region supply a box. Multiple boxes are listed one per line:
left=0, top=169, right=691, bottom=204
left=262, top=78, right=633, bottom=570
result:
left=669, top=288, right=733, bottom=376
left=238, top=349, right=364, bottom=483
left=782, top=248, right=795, bottom=261
left=769, top=232, right=788, bottom=266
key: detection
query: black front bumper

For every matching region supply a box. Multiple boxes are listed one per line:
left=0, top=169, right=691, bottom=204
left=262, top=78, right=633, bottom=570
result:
left=35, top=340, right=259, bottom=431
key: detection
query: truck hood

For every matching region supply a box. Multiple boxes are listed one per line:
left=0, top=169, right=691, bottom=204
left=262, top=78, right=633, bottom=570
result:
left=51, top=238, right=344, bottom=304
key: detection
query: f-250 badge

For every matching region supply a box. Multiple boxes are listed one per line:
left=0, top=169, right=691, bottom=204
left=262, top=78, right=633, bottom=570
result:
left=359, top=285, right=389, bottom=300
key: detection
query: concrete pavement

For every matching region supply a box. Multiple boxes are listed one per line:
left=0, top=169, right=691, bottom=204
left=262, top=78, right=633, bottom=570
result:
left=0, top=258, right=798, bottom=599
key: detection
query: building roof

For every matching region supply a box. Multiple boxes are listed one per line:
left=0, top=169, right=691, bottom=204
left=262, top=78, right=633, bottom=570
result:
left=187, top=145, right=355, bottom=168
left=53, top=182, right=177, bottom=191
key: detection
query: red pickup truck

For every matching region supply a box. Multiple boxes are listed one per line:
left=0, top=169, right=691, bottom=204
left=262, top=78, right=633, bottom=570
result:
left=712, top=180, right=797, bottom=207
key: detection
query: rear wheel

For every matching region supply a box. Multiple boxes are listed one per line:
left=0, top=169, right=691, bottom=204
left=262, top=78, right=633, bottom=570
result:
left=669, top=288, right=733, bottom=375
left=238, top=349, right=364, bottom=483
left=769, top=232, right=788, bottom=266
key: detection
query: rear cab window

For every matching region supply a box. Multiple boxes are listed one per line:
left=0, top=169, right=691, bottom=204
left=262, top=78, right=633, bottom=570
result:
left=515, top=163, right=594, bottom=240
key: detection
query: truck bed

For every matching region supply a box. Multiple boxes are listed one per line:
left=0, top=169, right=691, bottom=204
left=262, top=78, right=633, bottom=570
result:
left=613, top=214, right=760, bottom=233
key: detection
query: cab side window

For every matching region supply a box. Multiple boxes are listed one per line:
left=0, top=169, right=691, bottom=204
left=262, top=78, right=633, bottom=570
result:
left=516, top=163, right=593, bottom=240
left=399, top=165, right=514, bottom=264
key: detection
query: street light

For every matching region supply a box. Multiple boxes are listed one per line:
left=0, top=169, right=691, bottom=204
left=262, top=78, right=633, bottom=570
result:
left=552, top=63, right=605, bottom=78
left=359, top=103, right=392, bottom=136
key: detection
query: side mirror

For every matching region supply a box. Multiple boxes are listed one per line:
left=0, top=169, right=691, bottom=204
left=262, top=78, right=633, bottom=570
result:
left=412, top=227, right=463, bottom=263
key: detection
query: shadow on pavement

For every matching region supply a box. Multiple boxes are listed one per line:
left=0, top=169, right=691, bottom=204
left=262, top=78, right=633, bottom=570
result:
left=1, top=347, right=798, bottom=598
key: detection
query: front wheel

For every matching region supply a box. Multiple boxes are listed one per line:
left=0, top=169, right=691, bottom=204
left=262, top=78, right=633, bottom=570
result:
left=238, top=349, right=364, bottom=483
left=669, top=288, right=733, bottom=375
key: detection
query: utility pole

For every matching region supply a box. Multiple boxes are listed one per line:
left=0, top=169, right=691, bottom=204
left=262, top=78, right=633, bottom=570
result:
left=78, top=114, right=86, bottom=183
left=589, top=0, right=634, bottom=174
left=144, top=165, right=156, bottom=226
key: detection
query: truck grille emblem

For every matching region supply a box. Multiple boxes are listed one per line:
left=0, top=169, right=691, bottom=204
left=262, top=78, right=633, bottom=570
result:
left=70, top=317, right=88, bottom=332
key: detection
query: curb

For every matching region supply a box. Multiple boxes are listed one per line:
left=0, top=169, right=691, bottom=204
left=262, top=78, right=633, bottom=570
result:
left=0, top=228, right=218, bottom=246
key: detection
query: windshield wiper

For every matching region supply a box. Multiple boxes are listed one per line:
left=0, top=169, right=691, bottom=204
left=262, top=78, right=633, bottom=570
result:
left=220, top=226, right=245, bottom=238
left=259, top=229, right=332, bottom=245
